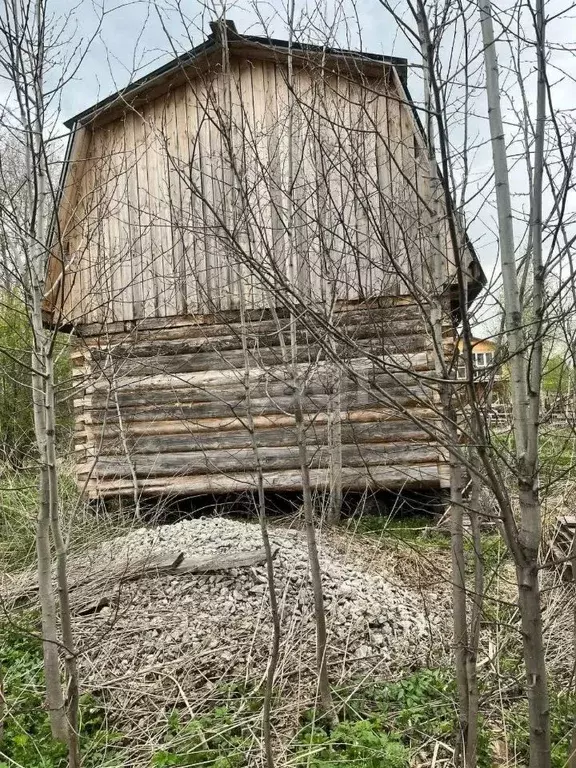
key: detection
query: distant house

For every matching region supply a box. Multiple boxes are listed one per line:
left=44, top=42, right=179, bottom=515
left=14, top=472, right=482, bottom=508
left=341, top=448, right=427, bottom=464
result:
left=468, top=338, right=496, bottom=371
left=457, top=337, right=504, bottom=403
left=46, top=20, right=484, bottom=501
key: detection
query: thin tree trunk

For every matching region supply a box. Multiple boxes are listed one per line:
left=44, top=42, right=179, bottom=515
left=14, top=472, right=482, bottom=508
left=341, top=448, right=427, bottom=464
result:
left=570, top=533, right=576, bottom=768
left=515, top=559, right=550, bottom=767
left=0, top=664, right=4, bottom=743
left=466, top=474, right=484, bottom=768
left=45, top=357, right=80, bottom=768
left=327, top=352, right=342, bottom=525
left=284, top=0, right=333, bottom=722
left=32, top=367, right=67, bottom=742
left=256, top=474, right=281, bottom=768
left=9, top=0, right=68, bottom=741
left=478, top=1, right=551, bottom=764
left=293, top=372, right=334, bottom=720
left=414, top=5, right=470, bottom=759
left=26, top=2, right=80, bottom=757
left=29, top=151, right=68, bottom=745
left=239, top=294, right=281, bottom=768
left=450, top=457, right=470, bottom=766
left=477, top=0, right=529, bottom=452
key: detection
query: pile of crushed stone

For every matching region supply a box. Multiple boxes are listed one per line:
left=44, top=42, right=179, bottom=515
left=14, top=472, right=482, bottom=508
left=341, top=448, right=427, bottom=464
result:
left=72, top=517, right=446, bottom=726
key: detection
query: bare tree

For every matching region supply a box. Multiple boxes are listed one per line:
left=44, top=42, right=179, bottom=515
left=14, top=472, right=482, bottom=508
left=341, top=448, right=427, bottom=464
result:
left=0, top=1, right=104, bottom=763
left=477, top=0, right=550, bottom=763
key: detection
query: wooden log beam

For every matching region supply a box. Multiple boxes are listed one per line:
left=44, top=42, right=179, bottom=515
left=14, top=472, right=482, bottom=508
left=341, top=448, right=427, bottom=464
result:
left=77, top=443, right=440, bottom=478
left=76, top=421, right=437, bottom=456
left=76, top=318, right=431, bottom=360
left=7, top=548, right=272, bottom=614
left=84, top=462, right=445, bottom=496
left=80, top=336, right=430, bottom=378
left=81, top=388, right=432, bottom=424
left=81, top=353, right=435, bottom=393
left=74, top=298, right=427, bottom=339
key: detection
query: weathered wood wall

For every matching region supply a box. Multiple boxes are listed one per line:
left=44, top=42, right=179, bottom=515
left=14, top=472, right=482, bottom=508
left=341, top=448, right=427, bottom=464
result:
left=72, top=299, right=449, bottom=498
left=51, top=51, right=456, bottom=327
left=49, top=44, right=470, bottom=500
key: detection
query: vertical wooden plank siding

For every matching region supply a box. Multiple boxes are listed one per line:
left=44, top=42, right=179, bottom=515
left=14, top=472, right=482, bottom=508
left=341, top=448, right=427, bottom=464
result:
left=55, top=55, right=456, bottom=327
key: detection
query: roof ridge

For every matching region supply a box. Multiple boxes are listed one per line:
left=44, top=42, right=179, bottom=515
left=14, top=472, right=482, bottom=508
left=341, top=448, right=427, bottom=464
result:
left=64, top=19, right=407, bottom=129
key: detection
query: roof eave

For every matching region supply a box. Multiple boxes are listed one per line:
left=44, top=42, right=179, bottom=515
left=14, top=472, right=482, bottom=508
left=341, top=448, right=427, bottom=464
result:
left=64, top=37, right=217, bottom=129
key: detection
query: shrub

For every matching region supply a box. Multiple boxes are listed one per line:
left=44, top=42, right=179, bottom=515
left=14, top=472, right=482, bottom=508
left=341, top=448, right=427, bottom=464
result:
left=0, top=289, right=72, bottom=469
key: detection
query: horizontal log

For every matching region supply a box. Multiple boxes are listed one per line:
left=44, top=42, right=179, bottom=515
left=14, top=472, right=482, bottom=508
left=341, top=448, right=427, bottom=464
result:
left=83, top=353, right=435, bottom=393
left=80, top=336, right=430, bottom=378
left=84, top=462, right=445, bottom=497
left=75, top=298, right=428, bottom=339
left=82, top=387, right=432, bottom=425
left=77, top=443, right=440, bottom=479
left=78, top=406, right=439, bottom=440
left=77, top=421, right=437, bottom=456
left=85, top=369, right=434, bottom=410
left=75, top=318, right=431, bottom=361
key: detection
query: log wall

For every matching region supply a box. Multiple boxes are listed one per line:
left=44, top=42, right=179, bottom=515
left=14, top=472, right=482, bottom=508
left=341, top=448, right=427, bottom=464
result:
left=72, top=299, right=450, bottom=499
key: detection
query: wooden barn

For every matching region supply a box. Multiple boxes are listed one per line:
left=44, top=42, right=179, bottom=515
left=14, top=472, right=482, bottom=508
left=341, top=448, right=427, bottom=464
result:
left=46, top=20, right=484, bottom=501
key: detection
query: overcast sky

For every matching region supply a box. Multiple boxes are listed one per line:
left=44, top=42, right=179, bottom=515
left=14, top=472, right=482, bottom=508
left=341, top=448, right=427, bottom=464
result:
left=59, top=0, right=415, bottom=121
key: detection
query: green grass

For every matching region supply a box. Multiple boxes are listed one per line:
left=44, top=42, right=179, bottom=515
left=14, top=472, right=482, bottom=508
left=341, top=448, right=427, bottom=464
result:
left=0, top=467, right=130, bottom=572
left=349, top=513, right=450, bottom=549
left=0, top=613, right=126, bottom=768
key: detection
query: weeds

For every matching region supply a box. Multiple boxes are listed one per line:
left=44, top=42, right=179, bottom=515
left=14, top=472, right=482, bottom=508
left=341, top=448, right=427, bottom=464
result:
left=504, top=690, right=574, bottom=767
left=0, top=467, right=130, bottom=572
left=0, top=289, right=72, bottom=470
left=150, top=670, right=480, bottom=768
left=292, top=719, right=408, bottom=767
left=350, top=513, right=450, bottom=549
left=0, top=613, right=125, bottom=767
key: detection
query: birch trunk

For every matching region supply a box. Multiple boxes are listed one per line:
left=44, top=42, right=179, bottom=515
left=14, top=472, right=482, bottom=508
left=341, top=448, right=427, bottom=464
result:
left=28, top=64, right=67, bottom=738
left=17, top=0, right=81, bottom=755
left=465, top=474, right=484, bottom=768
left=477, top=0, right=529, bottom=453
left=45, top=357, right=80, bottom=768
left=31, top=361, right=67, bottom=742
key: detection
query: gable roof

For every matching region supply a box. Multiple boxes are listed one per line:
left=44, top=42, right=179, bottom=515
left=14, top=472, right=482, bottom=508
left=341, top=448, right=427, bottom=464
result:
left=64, top=19, right=409, bottom=130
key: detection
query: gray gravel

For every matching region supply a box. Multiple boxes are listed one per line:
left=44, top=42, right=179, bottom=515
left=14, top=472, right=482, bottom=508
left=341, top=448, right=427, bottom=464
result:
left=74, top=517, right=443, bottom=719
